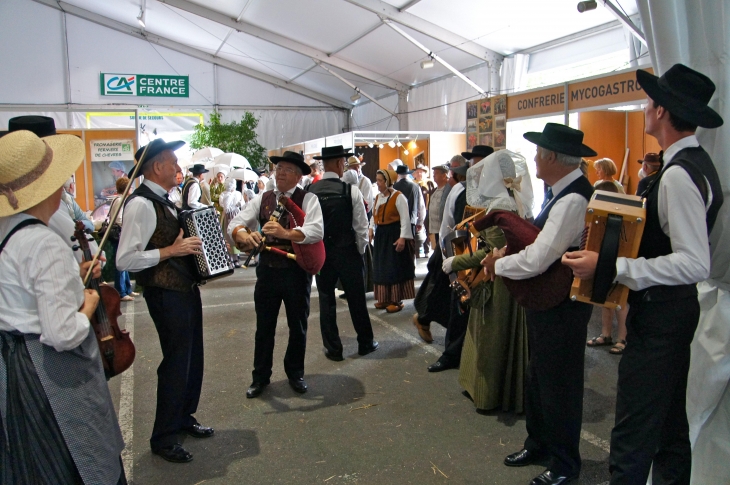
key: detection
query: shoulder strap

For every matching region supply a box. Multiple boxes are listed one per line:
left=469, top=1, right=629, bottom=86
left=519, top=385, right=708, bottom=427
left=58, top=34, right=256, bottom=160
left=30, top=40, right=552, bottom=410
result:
left=0, top=219, right=46, bottom=256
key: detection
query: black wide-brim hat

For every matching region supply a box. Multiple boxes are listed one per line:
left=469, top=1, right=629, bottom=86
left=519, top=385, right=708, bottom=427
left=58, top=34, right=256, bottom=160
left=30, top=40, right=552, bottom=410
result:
left=270, top=150, right=311, bottom=175
left=129, top=138, right=185, bottom=177
left=523, top=123, right=597, bottom=157
left=314, top=145, right=354, bottom=161
left=461, top=145, right=494, bottom=160
left=636, top=64, right=723, bottom=129
left=8, top=116, right=57, bottom=137
left=189, top=163, right=209, bottom=175
left=395, top=164, right=412, bottom=175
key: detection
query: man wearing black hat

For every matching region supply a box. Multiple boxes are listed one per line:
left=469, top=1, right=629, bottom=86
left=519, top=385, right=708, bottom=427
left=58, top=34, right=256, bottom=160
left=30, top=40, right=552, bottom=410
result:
left=482, top=123, right=596, bottom=485
left=228, top=151, right=323, bottom=398
left=307, top=146, right=378, bottom=360
left=426, top=155, right=472, bottom=372
left=461, top=144, right=495, bottom=165
left=393, top=163, right=423, bottom=240
left=563, top=64, right=724, bottom=485
left=117, top=138, right=214, bottom=464
left=182, top=163, right=211, bottom=210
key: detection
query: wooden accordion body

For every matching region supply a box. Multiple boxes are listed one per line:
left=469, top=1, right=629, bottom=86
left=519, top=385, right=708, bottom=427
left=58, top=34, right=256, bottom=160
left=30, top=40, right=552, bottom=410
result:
left=570, top=190, right=646, bottom=309
left=179, top=207, right=235, bottom=283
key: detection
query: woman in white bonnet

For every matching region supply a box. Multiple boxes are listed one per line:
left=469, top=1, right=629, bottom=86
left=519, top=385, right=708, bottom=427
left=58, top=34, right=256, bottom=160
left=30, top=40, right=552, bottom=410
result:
left=219, top=178, right=243, bottom=267
left=443, top=150, right=531, bottom=414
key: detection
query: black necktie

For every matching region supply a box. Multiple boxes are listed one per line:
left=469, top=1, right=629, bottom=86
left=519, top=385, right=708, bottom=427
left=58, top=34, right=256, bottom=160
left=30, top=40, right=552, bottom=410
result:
left=542, top=187, right=553, bottom=210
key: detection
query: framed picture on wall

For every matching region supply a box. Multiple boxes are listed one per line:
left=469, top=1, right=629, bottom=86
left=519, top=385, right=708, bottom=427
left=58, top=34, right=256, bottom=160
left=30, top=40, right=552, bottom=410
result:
left=414, top=151, right=425, bottom=166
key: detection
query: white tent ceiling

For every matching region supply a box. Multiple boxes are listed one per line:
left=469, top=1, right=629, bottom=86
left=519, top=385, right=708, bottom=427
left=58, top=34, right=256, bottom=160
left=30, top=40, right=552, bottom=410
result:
left=14, top=0, right=639, bottom=108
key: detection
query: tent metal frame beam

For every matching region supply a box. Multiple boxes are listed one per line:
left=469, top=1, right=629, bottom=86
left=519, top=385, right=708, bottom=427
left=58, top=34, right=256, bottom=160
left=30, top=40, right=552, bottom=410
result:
left=599, top=1, right=647, bottom=46
left=328, top=22, right=382, bottom=56
left=398, top=0, right=423, bottom=11
left=344, top=0, right=503, bottom=63
left=0, top=104, right=341, bottom=112
left=316, top=62, right=398, bottom=117
left=31, top=0, right=352, bottom=110
left=158, top=0, right=408, bottom=92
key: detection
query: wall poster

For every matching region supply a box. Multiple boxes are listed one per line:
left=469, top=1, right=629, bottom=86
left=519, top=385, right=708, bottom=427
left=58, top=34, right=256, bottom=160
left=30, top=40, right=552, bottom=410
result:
left=466, top=95, right=506, bottom=151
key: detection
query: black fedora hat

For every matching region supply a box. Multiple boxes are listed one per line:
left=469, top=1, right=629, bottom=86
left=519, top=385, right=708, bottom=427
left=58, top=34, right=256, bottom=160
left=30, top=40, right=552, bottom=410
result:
left=129, top=138, right=186, bottom=177
left=451, top=164, right=469, bottom=176
left=270, top=151, right=311, bottom=175
left=523, top=123, right=597, bottom=157
left=461, top=145, right=494, bottom=160
left=189, top=163, right=209, bottom=175
left=636, top=64, right=723, bottom=129
left=8, top=115, right=57, bottom=137
left=313, top=145, right=353, bottom=161
left=395, top=164, right=412, bottom=175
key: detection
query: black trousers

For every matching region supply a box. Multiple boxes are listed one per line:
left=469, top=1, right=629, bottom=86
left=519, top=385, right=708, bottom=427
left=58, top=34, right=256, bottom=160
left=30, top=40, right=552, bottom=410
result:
left=524, top=298, right=592, bottom=477
left=143, top=286, right=204, bottom=450
left=315, top=244, right=374, bottom=353
left=413, top=247, right=452, bottom=327
left=253, top=264, right=312, bottom=383
left=609, top=296, right=699, bottom=485
left=439, top=291, right=470, bottom=365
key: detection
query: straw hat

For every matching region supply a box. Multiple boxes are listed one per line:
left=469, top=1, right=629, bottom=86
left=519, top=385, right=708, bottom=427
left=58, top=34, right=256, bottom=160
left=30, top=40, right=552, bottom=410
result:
left=0, top=130, right=85, bottom=216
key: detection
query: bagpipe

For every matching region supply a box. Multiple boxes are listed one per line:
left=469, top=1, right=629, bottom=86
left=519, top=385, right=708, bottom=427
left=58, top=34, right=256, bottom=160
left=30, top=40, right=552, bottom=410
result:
left=443, top=207, right=487, bottom=310
left=471, top=209, right=574, bottom=311
left=243, top=194, right=326, bottom=275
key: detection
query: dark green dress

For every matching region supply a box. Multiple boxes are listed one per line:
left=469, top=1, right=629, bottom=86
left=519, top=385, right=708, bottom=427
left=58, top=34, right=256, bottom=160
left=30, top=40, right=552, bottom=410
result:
left=453, top=226, right=528, bottom=413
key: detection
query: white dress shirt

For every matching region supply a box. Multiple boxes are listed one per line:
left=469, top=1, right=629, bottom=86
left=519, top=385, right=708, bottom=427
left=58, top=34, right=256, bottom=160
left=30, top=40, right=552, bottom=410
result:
left=370, top=188, right=413, bottom=239
left=169, top=186, right=182, bottom=209
left=428, top=186, right=446, bottom=235
left=321, top=172, right=369, bottom=254
left=496, top=168, right=588, bottom=279
left=117, top=180, right=178, bottom=273
left=0, top=214, right=90, bottom=351
left=227, top=185, right=324, bottom=245
left=439, top=182, right=465, bottom=249
left=48, top=204, right=101, bottom=265
left=357, top=174, right=374, bottom=213
left=186, top=179, right=208, bottom=210
left=615, top=135, right=711, bottom=290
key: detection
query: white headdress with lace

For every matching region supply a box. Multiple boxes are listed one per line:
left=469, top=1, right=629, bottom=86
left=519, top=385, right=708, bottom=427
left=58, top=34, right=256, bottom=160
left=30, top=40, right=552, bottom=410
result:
left=465, top=150, right=534, bottom=219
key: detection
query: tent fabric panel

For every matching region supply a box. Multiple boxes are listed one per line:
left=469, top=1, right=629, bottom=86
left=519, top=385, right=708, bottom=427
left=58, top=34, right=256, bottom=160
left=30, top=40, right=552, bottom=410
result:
left=528, top=27, right=629, bottom=73
left=0, top=0, right=69, bottom=104
left=351, top=93, right=400, bottom=131
left=216, top=66, right=330, bottom=107
left=293, top=65, right=394, bottom=105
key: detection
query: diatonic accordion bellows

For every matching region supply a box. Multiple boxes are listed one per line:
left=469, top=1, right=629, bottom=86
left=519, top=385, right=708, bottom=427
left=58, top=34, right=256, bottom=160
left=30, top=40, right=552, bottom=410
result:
left=179, top=207, right=234, bottom=283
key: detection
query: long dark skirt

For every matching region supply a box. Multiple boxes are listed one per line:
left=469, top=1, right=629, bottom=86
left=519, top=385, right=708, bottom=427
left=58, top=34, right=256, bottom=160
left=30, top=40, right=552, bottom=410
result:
left=373, top=222, right=415, bottom=285
left=413, top=248, right=452, bottom=327
left=0, top=332, right=82, bottom=485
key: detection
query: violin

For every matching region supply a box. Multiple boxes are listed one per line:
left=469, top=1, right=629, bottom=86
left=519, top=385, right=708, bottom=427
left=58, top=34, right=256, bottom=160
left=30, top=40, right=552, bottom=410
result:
left=73, top=221, right=135, bottom=379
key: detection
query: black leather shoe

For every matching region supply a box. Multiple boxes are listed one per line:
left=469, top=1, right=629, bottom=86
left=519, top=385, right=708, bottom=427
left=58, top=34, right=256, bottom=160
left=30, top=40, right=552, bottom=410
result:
left=181, top=423, right=214, bottom=438
left=324, top=349, right=344, bottom=362
left=246, top=381, right=269, bottom=399
left=358, top=341, right=379, bottom=356
left=504, top=448, right=540, bottom=467
left=289, top=378, right=308, bottom=394
left=152, top=444, right=193, bottom=463
left=530, top=470, right=576, bottom=485
left=427, top=360, right=458, bottom=372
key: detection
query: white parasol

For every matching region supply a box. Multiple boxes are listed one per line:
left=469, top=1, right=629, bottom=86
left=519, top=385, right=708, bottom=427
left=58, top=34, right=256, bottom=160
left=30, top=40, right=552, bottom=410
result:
left=229, top=167, right=260, bottom=182
left=191, top=147, right=224, bottom=163
left=214, top=152, right=250, bottom=169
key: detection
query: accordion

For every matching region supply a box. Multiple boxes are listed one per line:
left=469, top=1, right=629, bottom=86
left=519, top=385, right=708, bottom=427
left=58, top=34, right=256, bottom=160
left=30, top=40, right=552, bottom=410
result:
left=570, top=191, right=646, bottom=309
left=179, top=207, right=235, bottom=283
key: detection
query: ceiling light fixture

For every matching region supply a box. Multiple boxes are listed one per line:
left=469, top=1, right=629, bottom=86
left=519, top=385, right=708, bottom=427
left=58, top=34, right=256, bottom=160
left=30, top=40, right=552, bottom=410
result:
left=420, top=59, right=434, bottom=69
left=378, top=144, right=384, bottom=149
left=388, top=141, right=396, bottom=148
left=576, top=1, right=597, bottom=12
left=403, top=149, right=409, bottom=155
left=368, top=142, right=374, bottom=148
left=350, top=91, right=362, bottom=102
left=396, top=141, right=402, bottom=147
left=137, top=7, right=146, bottom=28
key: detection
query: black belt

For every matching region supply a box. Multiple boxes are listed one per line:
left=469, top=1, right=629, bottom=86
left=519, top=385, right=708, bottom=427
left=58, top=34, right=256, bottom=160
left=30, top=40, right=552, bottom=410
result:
left=628, top=284, right=697, bottom=304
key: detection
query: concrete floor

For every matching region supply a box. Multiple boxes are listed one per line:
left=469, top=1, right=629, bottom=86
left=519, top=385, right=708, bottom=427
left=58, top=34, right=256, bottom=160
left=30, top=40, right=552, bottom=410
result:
left=108, top=259, right=621, bottom=485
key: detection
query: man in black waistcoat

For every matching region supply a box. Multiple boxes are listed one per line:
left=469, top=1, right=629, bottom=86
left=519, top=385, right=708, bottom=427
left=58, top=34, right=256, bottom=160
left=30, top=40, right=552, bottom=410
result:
left=426, top=159, right=471, bottom=373
left=482, top=124, right=597, bottom=485
left=181, top=164, right=210, bottom=210
left=308, top=146, right=378, bottom=361
left=564, top=64, right=724, bottom=485
left=117, top=139, right=214, bottom=464
left=393, top=163, right=421, bottom=238
left=229, top=151, right=324, bottom=398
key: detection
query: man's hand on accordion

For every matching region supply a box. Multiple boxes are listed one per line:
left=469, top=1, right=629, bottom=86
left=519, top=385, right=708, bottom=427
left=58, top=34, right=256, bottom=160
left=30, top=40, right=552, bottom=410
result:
left=561, top=250, right=598, bottom=279
left=234, top=228, right=262, bottom=253
left=160, top=229, right=203, bottom=260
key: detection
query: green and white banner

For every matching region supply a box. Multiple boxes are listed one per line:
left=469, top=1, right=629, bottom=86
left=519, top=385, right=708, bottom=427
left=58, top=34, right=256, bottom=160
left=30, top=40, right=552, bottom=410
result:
left=100, top=73, right=189, bottom=97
